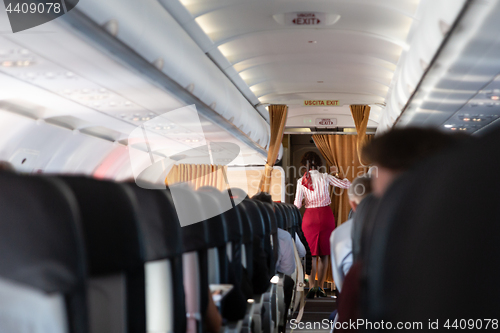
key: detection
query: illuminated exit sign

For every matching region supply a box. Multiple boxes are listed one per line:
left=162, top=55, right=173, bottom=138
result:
left=316, top=118, right=337, bottom=126
left=303, top=100, right=339, bottom=106
left=286, top=12, right=326, bottom=26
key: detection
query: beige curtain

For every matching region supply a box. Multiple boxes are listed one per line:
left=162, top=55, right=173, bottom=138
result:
left=312, top=134, right=372, bottom=283
left=259, top=105, right=288, bottom=193
left=312, top=134, right=373, bottom=227
left=165, top=164, right=228, bottom=191
left=350, top=105, right=371, bottom=166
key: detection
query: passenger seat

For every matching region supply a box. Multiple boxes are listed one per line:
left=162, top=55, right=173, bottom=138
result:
left=0, top=174, right=88, bottom=333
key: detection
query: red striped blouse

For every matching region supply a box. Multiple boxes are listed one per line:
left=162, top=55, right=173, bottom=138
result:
left=294, top=170, right=351, bottom=209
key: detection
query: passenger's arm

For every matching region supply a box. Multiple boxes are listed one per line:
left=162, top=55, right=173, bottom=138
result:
left=326, top=174, right=351, bottom=189
left=294, top=234, right=306, bottom=258
left=278, top=230, right=296, bottom=276
left=293, top=181, right=305, bottom=208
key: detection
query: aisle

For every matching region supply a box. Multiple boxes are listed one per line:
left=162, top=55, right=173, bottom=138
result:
left=287, top=289, right=337, bottom=332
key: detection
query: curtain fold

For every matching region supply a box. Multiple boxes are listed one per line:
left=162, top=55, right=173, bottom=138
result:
left=165, top=164, right=228, bottom=191
left=312, top=134, right=372, bottom=283
left=259, top=104, right=288, bottom=192
left=350, top=105, right=371, bottom=166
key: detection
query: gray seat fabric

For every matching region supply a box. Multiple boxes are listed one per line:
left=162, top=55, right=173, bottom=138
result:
left=0, top=174, right=88, bottom=333
left=59, top=176, right=147, bottom=333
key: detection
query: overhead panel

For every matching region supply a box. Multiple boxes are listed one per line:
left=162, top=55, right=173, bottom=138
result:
left=395, top=0, right=500, bottom=135
left=171, top=0, right=421, bottom=129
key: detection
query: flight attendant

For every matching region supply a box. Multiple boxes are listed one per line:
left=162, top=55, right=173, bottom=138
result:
left=294, top=151, right=351, bottom=298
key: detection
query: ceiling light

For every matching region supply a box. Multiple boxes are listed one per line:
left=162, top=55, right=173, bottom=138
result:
left=463, top=117, right=470, bottom=121
left=444, top=124, right=453, bottom=128
left=2, top=61, right=13, bottom=67
left=125, top=101, right=132, bottom=106
left=451, top=127, right=457, bottom=131
left=491, top=96, right=499, bottom=100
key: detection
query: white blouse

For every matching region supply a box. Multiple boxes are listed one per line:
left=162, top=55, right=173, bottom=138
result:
left=294, top=170, right=351, bottom=209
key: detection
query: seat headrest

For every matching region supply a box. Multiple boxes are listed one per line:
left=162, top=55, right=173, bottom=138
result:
left=236, top=204, right=253, bottom=243
left=170, top=186, right=208, bottom=252
left=59, top=176, right=145, bottom=276
left=260, top=202, right=277, bottom=233
left=274, top=204, right=286, bottom=229
left=126, top=184, right=183, bottom=260
left=198, top=188, right=242, bottom=242
left=0, top=174, right=86, bottom=293
left=240, top=200, right=265, bottom=239
left=196, top=192, right=228, bottom=248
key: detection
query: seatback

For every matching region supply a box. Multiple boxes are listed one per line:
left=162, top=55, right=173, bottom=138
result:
left=196, top=191, right=229, bottom=284
left=126, top=184, right=186, bottom=333
left=60, top=176, right=146, bottom=333
left=289, top=204, right=300, bottom=239
left=219, top=190, right=244, bottom=283
left=236, top=201, right=254, bottom=278
left=171, top=186, right=209, bottom=333
left=261, top=202, right=279, bottom=275
left=282, top=204, right=294, bottom=235
left=0, top=174, right=88, bottom=333
left=364, top=130, right=500, bottom=325
left=274, top=204, right=286, bottom=229
left=252, top=200, right=276, bottom=274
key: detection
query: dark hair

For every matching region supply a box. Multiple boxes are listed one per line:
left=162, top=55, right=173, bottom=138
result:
left=348, top=175, right=372, bottom=202
left=300, top=151, right=323, bottom=170
left=0, top=161, right=14, bottom=172
left=361, top=128, right=459, bottom=171
left=252, top=192, right=274, bottom=207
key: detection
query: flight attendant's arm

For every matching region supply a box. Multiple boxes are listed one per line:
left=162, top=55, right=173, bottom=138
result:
left=293, top=180, right=305, bottom=208
left=326, top=174, right=351, bottom=189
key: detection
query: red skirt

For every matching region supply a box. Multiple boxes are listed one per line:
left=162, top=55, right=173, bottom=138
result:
left=302, top=206, right=335, bottom=256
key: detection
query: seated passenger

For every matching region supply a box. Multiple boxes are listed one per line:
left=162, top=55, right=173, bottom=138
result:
left=330, top=175, right=372, bottom=292
left=335, top=128, right=462, bottom=332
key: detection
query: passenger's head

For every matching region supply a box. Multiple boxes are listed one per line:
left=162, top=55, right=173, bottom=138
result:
left=0, top=161, right=14, bottom=172
left=252, top=191, right=274, bottom=210
left=362, top=128, right=459, bottom=197
left=348, top=175, right=372, bottom=211
left=300, top=151, right=323, bottom=171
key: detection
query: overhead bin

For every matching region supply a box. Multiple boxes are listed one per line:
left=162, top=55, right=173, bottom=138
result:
left=73, top=0, right=271, bottom=149
left=378, top=0, right=468, bottom=133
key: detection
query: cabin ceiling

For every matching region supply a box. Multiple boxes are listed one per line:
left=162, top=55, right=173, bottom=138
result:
left=173, top=0, right=422, bottom=128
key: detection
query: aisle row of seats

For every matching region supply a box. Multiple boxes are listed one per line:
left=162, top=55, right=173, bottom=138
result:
left=0, top=173, right=304, bottom=333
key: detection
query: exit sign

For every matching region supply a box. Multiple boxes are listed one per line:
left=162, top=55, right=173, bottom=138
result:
left=286, top=12, right=326, bottom=26
left=316, top=118, right=337, bottom=126
left=303, top=100, right=339, bottom=106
